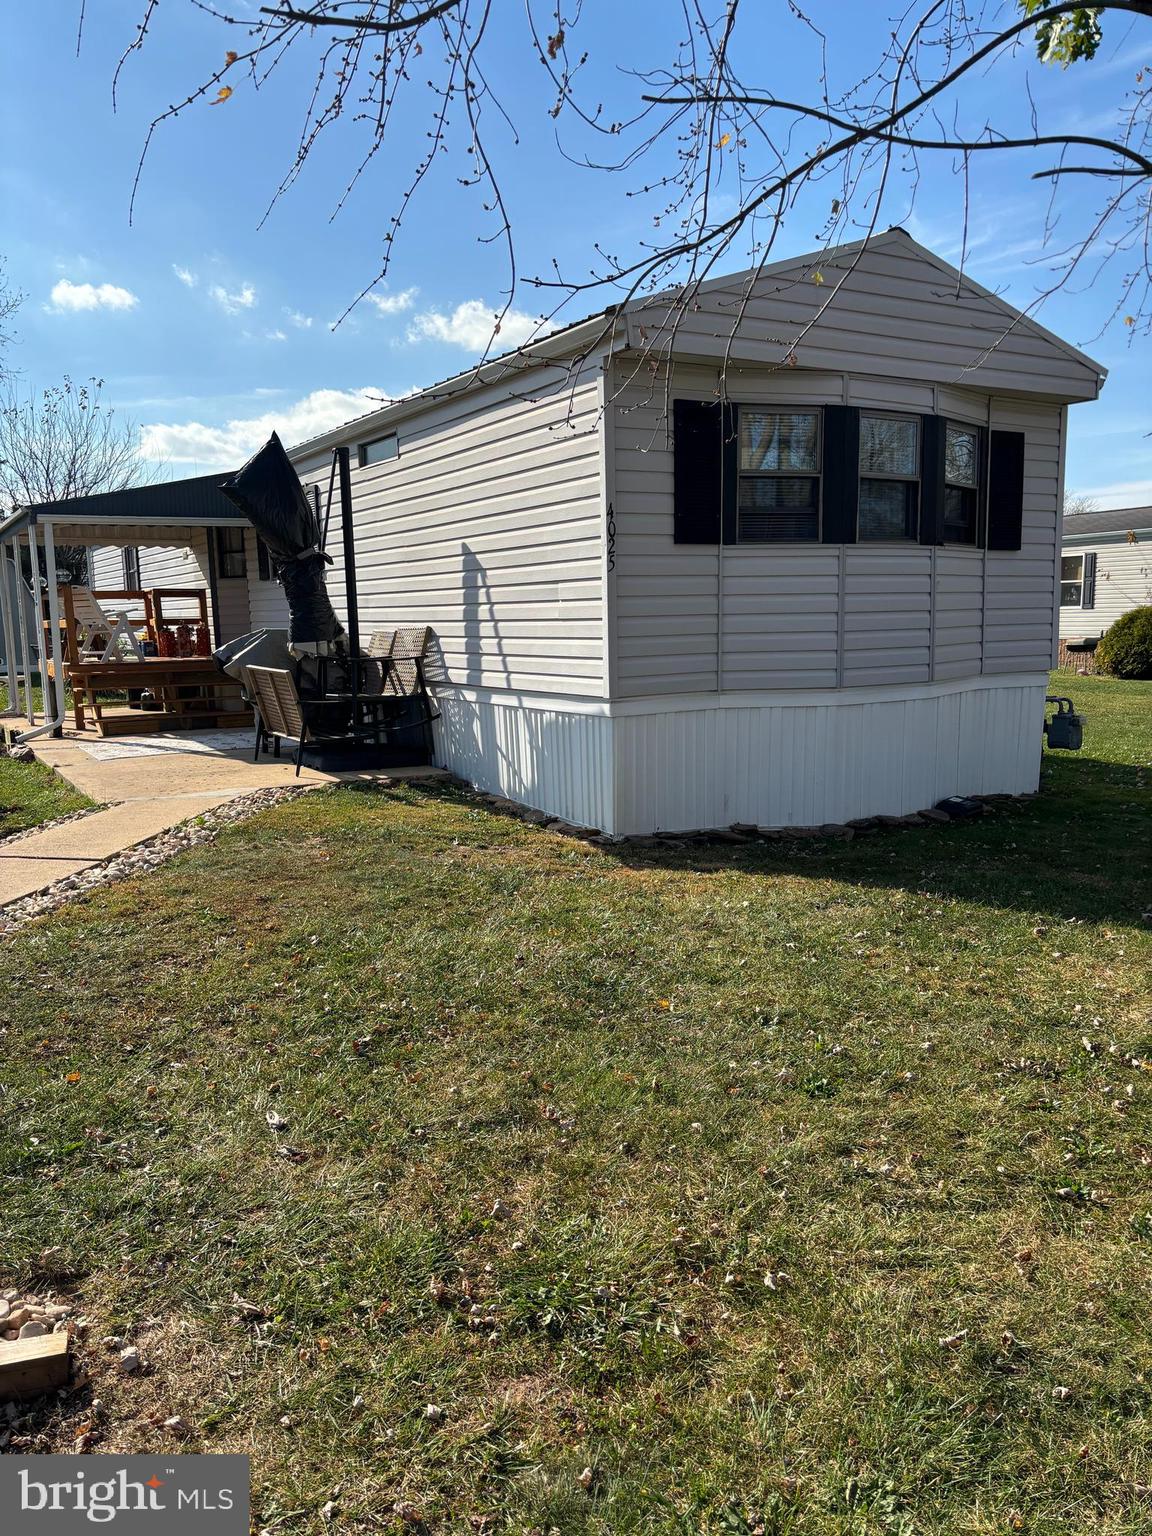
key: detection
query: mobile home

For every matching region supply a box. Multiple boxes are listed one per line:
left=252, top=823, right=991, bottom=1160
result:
left=13, top=229, right=1104, bottom=831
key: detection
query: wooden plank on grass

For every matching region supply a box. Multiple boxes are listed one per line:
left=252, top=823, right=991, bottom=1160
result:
left=0, top=1332, right=70, bottom=1400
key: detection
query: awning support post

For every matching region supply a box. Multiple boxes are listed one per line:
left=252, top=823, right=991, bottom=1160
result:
left=0, top=543, right=19, bottom=720
left=13, top=542, right=34, bottom=723
left=15, top=537, right=34, bottom=721
left=16, top=522, right=67, bottom=742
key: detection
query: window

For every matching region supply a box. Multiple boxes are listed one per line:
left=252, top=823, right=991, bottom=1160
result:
left=359, top=433, right=398, bottom=467
left=214, top=525, right=247, bottom=579
left=1060, top=554, right=1084, bottom=607
left=943, top=422, right=982, bottom=543
left=122, top=547, right=140, bottom=589
left=859, top=414, right=919, bottom=539
left=737, top=409, right=819, bottom=541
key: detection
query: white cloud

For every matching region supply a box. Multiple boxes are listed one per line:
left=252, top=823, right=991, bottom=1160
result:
left=47, top=279, right=138, bottom=314
left=1071, top=478, right=1152, bottom=510
left=406, top=298, right=543, bottom=352
left=366, top=287, right=419, bottom=316
left=138, top=387, right=392, bottom=468
left=173, top=265, right=198, bottom=288
left=209, top=282, right=257, bottom=315
left=286, top=309, right=313, bottom=329
left=265, top=329, right=288, bottom=343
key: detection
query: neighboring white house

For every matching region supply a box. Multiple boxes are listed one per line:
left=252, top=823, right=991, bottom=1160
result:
left=1058, top=506, right=1151, bottom=660
left=35, top=228, right=1106, bottom=832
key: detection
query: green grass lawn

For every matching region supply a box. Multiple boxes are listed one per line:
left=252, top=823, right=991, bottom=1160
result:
left=0, top=753, right=93, bottom=837
left=2, top=674, right=1149, bottom=1534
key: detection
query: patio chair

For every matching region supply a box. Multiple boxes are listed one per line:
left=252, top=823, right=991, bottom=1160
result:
left=248, top=665, right=355, bottom=776
left=383, top=626, right=433, bottom=698
left=70, top=586, right=144, bottom=662
left=366, top=628, right=397, bottom=660
left=378, top=626, right=438, bottom=758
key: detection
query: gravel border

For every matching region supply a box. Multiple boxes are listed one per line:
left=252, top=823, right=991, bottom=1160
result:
left=0, top=785, right=316, bottom=936
left=0, top=803, right=105, bottom=849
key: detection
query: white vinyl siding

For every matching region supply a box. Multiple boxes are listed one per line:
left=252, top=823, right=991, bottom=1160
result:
left=1058, top=537, right=1152, bottom=639
left=294, top=360, right=606, bottom=696
left=611, top=676, right=1047, bottom=835
left=88, top=537, right=210, bottom=625
left=247, top=527, right=292, bottom=632
left=983, top=399, right=1063, bottom=673
left=87, top=531, right=273, bottom=644
left=627, top=231, right=1100, bottom=401
left=611, top=363, right=1063, bottom=697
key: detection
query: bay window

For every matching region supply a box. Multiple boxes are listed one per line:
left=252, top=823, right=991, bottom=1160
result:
left=859, top=414, right=920, bottom=539
left=943, top=422, right=982, bottom=543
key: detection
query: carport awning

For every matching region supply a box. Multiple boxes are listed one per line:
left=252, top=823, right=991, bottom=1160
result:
left=0, top=470, right=246, bottom=546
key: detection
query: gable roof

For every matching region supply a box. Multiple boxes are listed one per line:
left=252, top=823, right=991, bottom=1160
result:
left=1062, top=506, right=1152, bottom=539
left=622, top=227, right=1105, bottom=400
left=290, top=228, right=1106, bottom=460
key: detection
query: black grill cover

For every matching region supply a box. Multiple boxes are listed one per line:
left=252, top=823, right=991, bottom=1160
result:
left=219, top=432, right=344, bottom=652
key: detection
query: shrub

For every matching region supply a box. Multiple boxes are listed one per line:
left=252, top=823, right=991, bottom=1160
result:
left=1095, top=605, right=1152, bottom=680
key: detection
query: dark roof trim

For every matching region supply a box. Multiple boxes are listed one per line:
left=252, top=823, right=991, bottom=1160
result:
left=1062, top=506, right=1152, bottom=538
left=0, top=470, right=244, bottom=542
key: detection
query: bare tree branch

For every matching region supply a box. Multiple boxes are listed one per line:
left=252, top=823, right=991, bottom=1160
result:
left=258, top=0, right=464, bottom=33
left=109, top=0, right=1152, bottom=371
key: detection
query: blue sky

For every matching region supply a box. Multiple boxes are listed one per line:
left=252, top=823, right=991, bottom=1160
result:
left=3, top=2, right=1148, bottom=506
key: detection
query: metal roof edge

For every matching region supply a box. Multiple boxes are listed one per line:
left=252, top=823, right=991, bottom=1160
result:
left=288, top=311, right=625, bottom=461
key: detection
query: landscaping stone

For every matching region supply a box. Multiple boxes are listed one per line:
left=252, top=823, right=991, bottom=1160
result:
left=918, top=808, right=952, bottom=824
left=0, top=804, right=103, bottom=850
left=17, top=1322, right=45, bottom=1340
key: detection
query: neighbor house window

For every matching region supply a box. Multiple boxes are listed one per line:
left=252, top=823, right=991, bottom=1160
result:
left=943, top=422, right=982, bottom=543
left=359, top=433, right=398, bottom=467
left=1060, top=554, right=1084, bottom=606
left=859, top=414, right=920, bottom=539
left=214, top=526, right=247, bottom=579
left=737, top=409, right=820, bottom=541
left=122, top=547, right=140, bottom=589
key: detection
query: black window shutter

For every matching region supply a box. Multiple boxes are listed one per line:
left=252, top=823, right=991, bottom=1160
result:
left=1082, top=550, right=1097, bottom=608
left=821, top=405, right=859, bottom=543
left=721, top=402, right=739, bottom=544
left=673, top=399, right=723, bottom=543
left=920, top=415, right=946, bottom=546
left=256, top=537, right=271, bottom=582
left=987, top=429, right=1026, bottom=551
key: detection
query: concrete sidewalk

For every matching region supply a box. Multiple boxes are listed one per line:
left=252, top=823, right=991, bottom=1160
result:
left=0, top=728, right=446, bottom=905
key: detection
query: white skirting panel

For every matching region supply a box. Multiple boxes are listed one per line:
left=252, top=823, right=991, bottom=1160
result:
left=433, top=688, right=615, bottom=831
left=612, top=676, right=1048, bottom=834
left=431, top=676, right=1048, bottom=837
